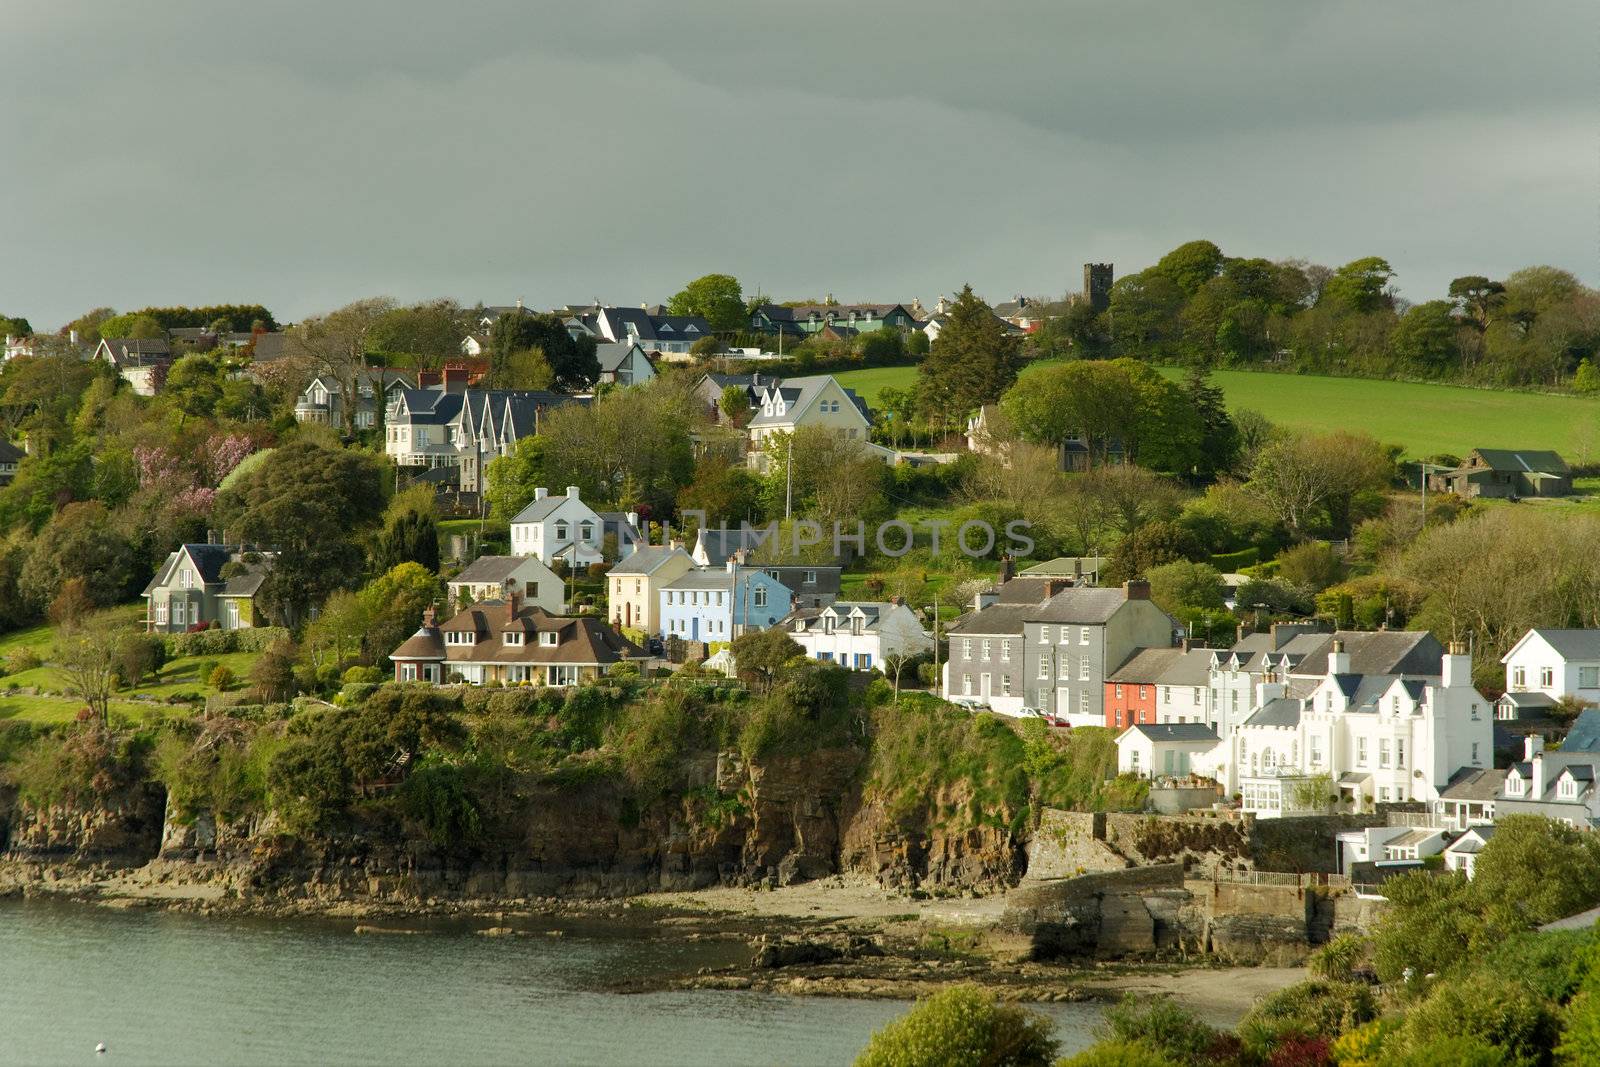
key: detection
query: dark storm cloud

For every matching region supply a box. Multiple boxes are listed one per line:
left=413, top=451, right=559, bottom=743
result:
left=2, top=1, right=1593, bottom=327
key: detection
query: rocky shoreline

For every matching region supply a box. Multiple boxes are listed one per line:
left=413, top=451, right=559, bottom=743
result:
left=0, top=859, right=1297, bottom=1023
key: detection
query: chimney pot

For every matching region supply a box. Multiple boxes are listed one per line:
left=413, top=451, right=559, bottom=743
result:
left=534, top=487, right=548, bottom=501
left=1123, top=579, right=1151, bottom=600
left=566, top=485, right=580, bottom=499
left=998, top=555, right=1015, bottom=584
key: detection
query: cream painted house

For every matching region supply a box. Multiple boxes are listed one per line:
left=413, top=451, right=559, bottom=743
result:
left=605, top=545, right=694, bottom=637
left=746, top=376, right=890, bottom=472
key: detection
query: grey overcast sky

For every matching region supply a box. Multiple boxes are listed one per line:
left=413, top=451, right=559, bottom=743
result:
left=4, top=0, right=1595, bottom=328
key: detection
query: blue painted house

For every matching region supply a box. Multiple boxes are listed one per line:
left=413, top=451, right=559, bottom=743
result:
left=659, top=564, right=793, bottom=644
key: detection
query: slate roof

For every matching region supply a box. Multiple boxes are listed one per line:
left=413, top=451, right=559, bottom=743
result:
left=663, top=569, right=738, bottom=592
left=1290, top=631, right=1445, bottom=678
left=249, top=333, right=291, bottom=362
left=451, top=555, right=537, bottom=585
left=1526, top=629, right=1600, bottom=661
left=1109, top=647, right=1188, bottom=684
left=1018, top=556, right=1106, bottom=578
left=422, top=599, right=643, bottom=666
left=747, top=375, right=870, bottom=427
left=0, top=439, right=24, bottom=463
left=606, top=546, right=692, bottom=576
left=1562, top=709, right=1600, bottom=752
left=1122, top=723, right=1219, bottom=744
left=945, top=603, right=1035, bottom=637
left=1243, top=697, right=1303, bottom=729
left=142, top=545, right=275, bottom=597
left=990, top=576, right=1063, bottom=605
left=595, top=341, right=646, bottom=374
left=694, top=526, right=774, bottom=565
left=1027, top=586, right=1139, bottom=625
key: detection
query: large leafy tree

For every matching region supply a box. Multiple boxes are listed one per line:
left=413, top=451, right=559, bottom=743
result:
left=487, top=311, right=598, bottom=392
left=484, top=435, right=549, bottom=523
left=1153, top=239, right=1225, bottom=295
left=1320, top=257, right=1395, bottom=315
left=1388, top=300, right=1460, bottom=373
left=212, top=440, right=387, bottom=627
left=538, top=378, right=697, bottom=514
left=915, top=285, right=1022, bottom=427
left=666, top=273, right=745, bottom=332
left=1247, top=430, right=1395, bottom=537
left=368, top=299, right=465, bottom=372
left=1000, top=358, right=1201, bottom=474
left=287, top=297, right=396, bottom=437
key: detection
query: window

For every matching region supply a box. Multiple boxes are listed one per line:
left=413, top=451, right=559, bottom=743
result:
left=1001, top=640, right=1011, bottom=662
left=1541, top=666, right=1555, bottom=688
left=1162, top=687, right=1171, bottom=704
left=1057, top=657, right=1069, bottom=681
left=962, top=639, right=973, bottom=659
left=1357, top=737, right=1368, bottom=766
left=1001, top=676, right=1011, bottom=696
left=154, top=602, right=168, bottom=625
left=504, top=631, right=523, bottom=646
left=1379, top=739, right=1391, bottom=768
left=580, top=522, right=594, bottom=541
left=1472, top=742, right=1481, bottom=764
left=1080, top=627, right=1091, bottom=644
left=803, top=570, right=817, bottom=584
left=1560, top=776, right=1577, bottom=799
left=1037, top=659, right=1049, bottom=680
left=1396, top=739, right=1405, bottom=768
left=540, top=632, right=557, bottom=647
left=1079, top=691, right=1089, bottom=715
left=1039, top=625, right=1051, bottom=644
left=1583, top=667, right=1600, bottom=689
left=1506, top=771, right=1522, bottom=794
left=856, top=653, right=872, bottom=669
left=180, top=567, right=195, bottom=589
left=753, top=587, right=767, bottom=609
left=981, top=639, right=991, bottom=660
left=1309, top=735, right=1322, bottom=766
left=1058, top=627, right=1068, bottom=645
left=1079, top=660, right=1091, bottom=681
left=224, top=600, right=240, bottom=629
left=1139, top=685, right=1149, bottom=701
left=1513, top=666, right=1526, bottom=688
left=555, top=522, right=569, bottom=541
left=400, top=664, right=417, bottom=681
left=962, top=674, right=972, bottom=696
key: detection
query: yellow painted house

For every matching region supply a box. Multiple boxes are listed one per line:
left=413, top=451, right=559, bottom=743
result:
left=606, top=545, right=694, bottom=638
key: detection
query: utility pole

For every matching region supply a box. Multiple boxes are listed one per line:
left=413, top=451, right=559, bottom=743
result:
left=784, top=433, right=793, bottom=520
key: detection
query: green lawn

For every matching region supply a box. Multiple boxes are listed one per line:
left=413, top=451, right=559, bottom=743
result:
left=835, top=364, right=1600, bottom=460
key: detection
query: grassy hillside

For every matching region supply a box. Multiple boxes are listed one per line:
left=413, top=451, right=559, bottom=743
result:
left=835, top=363, right=1600, bottom=460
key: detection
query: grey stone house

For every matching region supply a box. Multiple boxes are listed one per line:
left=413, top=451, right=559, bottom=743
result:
left=142, top=543, right=276, bottom=633
left=944, top=574, right=1072, bottom=715
left=1025, top=580, right=1179, bottom=727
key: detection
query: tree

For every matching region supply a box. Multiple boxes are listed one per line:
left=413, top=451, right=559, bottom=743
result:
left=371, top=509, right=440, bottom=575
left=1448, top=275, right=1506, bottom=330
left=916, top=286, right=1023, bottom=427
left=287, top=297, right=395, bottom=436
left=1276, top=541, right=1344, bottom=592
left=1574, top=358, right=1600, bottom=394
left=538, top=378, right=697, bottom=514
left=212, top=441, right=387, bottom=627
left=62, top=307, right=115, bottom=346
left=1183, top=367, right=1239, bottom=478
left=1321, top=257, right=1395, bottom=315
left=1247, top=431, right=1394, bottom=538
left=666, top=274, right=745, bottom=332
left=1107, top=270, right=1185, bottom=358
left=116, top=632, right=166, bottom=689
left=1145, top=560, right=1224, bottom=613
left=356, top=562, right=442, bottom=666
left=19, top=502, right=138, bottom=615
left=1102, top=521, right=1204, bottom=584
left=252, top=637, right=299, bottom=702
left=368, top=299, right=464, bottom=372
left=854, top=985, right=1058, bottom=1067
left=56, top=613, right=122, bottom=727
left=487, top=311, right=598, bottom=392
left=729, top=627, right=803, bottom=693
left=718, top=384, right=751, bottom=427
left=163, top=352, right=229, bottom=421
left=1467, top=815, right=1600, bottom=933
left=678, top=456, right=763, bottom=527
left=1153, top=239, right=1225, bottom=295
left=484, top=435, right=550, bottom=523
left=758, top=425, right=890, bottom=528
left=1389, top=300, right=1460, bottom=373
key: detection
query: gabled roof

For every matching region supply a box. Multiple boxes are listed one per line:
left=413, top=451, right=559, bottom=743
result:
left=1120, top=723, right=1219, bottom=744
left=1562, top=709, right=1600, bottom=752
left=1291, top=631, right=1445, bottom=678
left=0, top=439, right=25, bottom=463
left=663, top=568, right=737, bottom=592
left=426, top=598, right=642, bottom=666
left=945, top=603, right=1034, bottom=637
left=606, top=545, right=692, bottom=577
left=1520, top=629, right=1600, bottom=662
left=595, top=341, right=648, bottom=374
left=451, top=555, right=547, bottom=586
left=747, top=375, right=870, bottom=427
left=1108, top=647, right=1188, bottom=684
left=1027, top=586, right=1141, bottom=626
left=1469, top=448, right=1569, bottom=475
left=1018, top=556, right=1105, bottom=578
left=1243, top=697, right=1303, bottom=729
left=694, top=526, right=773, bottom=566
left=1439, top=767, right=1507, bottom=802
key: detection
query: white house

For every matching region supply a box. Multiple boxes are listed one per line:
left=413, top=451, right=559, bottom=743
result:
left=94, top=337, right=171, bottom=396
left=1494, top=734, right=1600, bottom=829
left=594, top=341, right=656, bottom=387
left=1441, top=825, right=1496, bottom=878
left=1501, top=628, right=1600, bottom=707
left=509, top=487, right=605, bottom=566
left=1196, top=639, right=1493, bottom=818
left=746, top=376, right=886, bottom=471
left=446, top=555, right=564, bottom=614
left=784, top=600, right=932, bottom=672
left=1115, top=723, right=1219, bottom=779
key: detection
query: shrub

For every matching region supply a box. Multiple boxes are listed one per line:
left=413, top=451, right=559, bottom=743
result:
left=1102, top=995, right=1225, bottom=1064
left=586, top=562, right=610, bottom=580
left=340, top=665, right=384, bottom=685
left=208, top=665, right=236, bottom=691
left=1392, top=971, right=1558, bottom=1065
left=1307, top=932, right=1365, bottom=982
left=6, top=726, right=148, bottom=807
left=334, top=682, right=378, bottom=707
left=1238, top=979, right=1376, bottom=1049
left=1056, top=1043, right=1176, bottom=1067
left=854, top=985, right=1057, bottom=1067
left=115, top=633, right=166, bottom=689
left=4, top=647, right=42, bottom=676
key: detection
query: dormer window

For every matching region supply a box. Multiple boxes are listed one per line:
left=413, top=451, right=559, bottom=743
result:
left=503, top=631, right=523, bottom=646
left=851, top=618, right=864, bottom=636
left=1559, top=776, right=1578, bottom=799
left=1506, top=774, right=1524, bottom=796
left=540, top=632, right=558, bottom=647
left=823, top=616, right=835, bottom=634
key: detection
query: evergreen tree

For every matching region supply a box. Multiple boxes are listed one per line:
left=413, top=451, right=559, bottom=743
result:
left=488, top=312, right=599, bottom=392
left=371, top=509, right=440, bottom=575
left=1183, top=367, right=1239, bottom=478
left=915, top=286, right=1022, bottom=428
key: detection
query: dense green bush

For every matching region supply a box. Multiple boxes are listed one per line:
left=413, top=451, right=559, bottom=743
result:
left=162, top=626, right=290, bottom=658
left=1392, top=972, right=1558, bottom=1065
left=152, top=719, right=281, bottom=822
left=5, top=725, right=153, bottom=808
left=1101, top=995, right=1229, bottom=1064
left=1237, top=978, right=1376, bottom=1049
left=854, top=985, right=1057, bottom=1067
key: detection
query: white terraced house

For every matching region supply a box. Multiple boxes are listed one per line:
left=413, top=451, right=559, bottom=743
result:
left=1191, top=638, right=1493, bottom=818
left=1498, top=628, right=1600, bottom=720
left=782, top=600, right=932, bottom=671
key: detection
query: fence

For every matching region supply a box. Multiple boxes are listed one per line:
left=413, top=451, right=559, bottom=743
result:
left=1209, top=870, right=1352, bottom=890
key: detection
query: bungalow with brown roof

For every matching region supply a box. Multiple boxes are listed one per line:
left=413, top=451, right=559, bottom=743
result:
left=390, top=595, right=644, bottom=686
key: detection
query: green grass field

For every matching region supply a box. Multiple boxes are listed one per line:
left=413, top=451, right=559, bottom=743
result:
left=835, top=363, right=1600, bottom=460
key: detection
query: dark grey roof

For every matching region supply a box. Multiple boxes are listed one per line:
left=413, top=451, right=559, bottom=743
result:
left=1563, top=709, right=1600, bottom=752
left=1439, top=767, right=1507, bottom=802
left=1109, top=647, right=1187, bottom=683
left=1291, top=631, right=1445, bottom=678
left=1501, top=691, right=1557, bottom=708
left=1018, top=556, right=1105, bottom=578
left=1027, top=586, right=1134, bottom=625
left=452, top=555, right=538, bottom=585
left=0, top=439, right=24, bottom=463
left=990, top=576, right=1063, bottom=605
left=946, top=603, right=1034, bottom=637
left=695, top=526, right=773, bottom=565
left=1158, top=648, right=1216, bottom=687
left=607, top=546, right=691, bottom=576
left=1528, top=629, right=1600, bottom=661
left=1244, top=697, right=1303, bottom=729
left=1123, top=723, right=1219, bottom=744
left=758, top=565, right=842, bottom=595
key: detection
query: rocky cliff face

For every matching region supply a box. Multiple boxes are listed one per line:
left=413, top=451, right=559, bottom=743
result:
left=2, top=745, right=1028, bottom=903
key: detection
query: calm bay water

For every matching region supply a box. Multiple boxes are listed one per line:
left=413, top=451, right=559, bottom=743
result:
left=0, top=900, right=1101, bottom=1066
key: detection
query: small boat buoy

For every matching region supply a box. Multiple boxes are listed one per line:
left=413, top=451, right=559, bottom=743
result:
left=96, top=1043, right=107, bottom=1055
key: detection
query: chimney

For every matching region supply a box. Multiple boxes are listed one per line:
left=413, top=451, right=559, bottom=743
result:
left=422, top=605, right=437, bottom=628
left=998, top=555, right=1015, bottom=584
left=566, top=485, right=580, bottom=499
left=1045, top=578, right=1070, bottom=598
left=206, top=528, right=217, bottom=545
left=516, top=298, right=523, bottom=310
left=1257, top=679, right=1285, bottom=704
left=1532, top=743, right=1547, bottom=798
left=507, top=590, right=521, bottom=617
left=888, top=595, right=903, bottom=606
left=69, top=329, right=79, bottom=345
left=534, top=487, right=548, bottom=501
left=1123, top=579, right=1150, bottom=601
left=1526, top=735, right=1545, bottom=762
left=1442, top=640, right=1471, bottom=689
left=1329, top=638, right=1350, bottom=675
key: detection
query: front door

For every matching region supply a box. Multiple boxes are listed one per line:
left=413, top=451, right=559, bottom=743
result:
left=1057, top=687, right=1071, bottom=716
left=980, top=673, right=991, bottom=698
left=691, top=617, right=700, bottom=641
